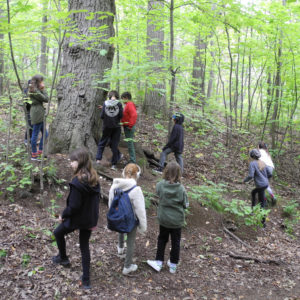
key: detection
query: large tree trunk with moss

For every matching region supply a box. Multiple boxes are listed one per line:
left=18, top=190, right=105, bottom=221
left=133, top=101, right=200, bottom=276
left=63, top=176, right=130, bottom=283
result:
left=143, top=0, right=166, bottom=116
left=48, top=0, right=115, bottom=155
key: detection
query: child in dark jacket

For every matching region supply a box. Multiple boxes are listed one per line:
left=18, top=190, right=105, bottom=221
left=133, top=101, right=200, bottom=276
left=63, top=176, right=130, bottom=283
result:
left=156, top=113, right=184, bottom=173
left=243, top=149, right=272, bottom=227
left=53, top=149, right=100, bottom=289
left=121, top=92, right=138, bottom=163
left=147, top=161, right=188, bottom=274
left=96, top=90, right=123, bottom=170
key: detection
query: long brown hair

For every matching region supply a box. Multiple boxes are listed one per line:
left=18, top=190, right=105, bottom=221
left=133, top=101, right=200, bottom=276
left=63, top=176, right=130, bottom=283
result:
left=69, top=148, right=99, bottom=187
left=163, top=161, right=181, bottom=183
left=29, top=74, right=44, bottom=93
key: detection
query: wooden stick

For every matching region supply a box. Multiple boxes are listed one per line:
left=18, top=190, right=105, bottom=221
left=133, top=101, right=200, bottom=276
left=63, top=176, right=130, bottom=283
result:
left=227, top=251, right=282, bottom=266
left=223, top=226, right=252, bottom=249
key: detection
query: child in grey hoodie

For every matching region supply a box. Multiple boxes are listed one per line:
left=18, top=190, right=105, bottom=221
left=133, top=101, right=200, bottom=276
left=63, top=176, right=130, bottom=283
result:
left=243, top=149, right=272, bottom=226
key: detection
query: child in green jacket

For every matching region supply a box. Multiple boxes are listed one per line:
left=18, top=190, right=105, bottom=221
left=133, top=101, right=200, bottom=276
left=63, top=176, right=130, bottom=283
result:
left=147, top=161, right=188, bottom=274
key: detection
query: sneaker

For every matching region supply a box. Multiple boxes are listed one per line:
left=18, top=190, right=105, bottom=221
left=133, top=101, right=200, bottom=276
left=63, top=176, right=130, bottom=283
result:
left=117, top=246, right=126, bottom=258
left=79, top=275, right=91, bottom=290
left=24, top=140, right=28, bottom=146
left=111, top=165, right=117, bottom=170
left=52, top=255, right=71, bottom=266
left=153, top=168, right=163, bottom=174
left=96, top=160, right=101, bottom=164
left=31, top=156, right=41, bottom=162
left=118, top=153, right=124, bottom=162
left=122, top=264, right=138, bottom=275
left=147, top=260, right=163, bottom=272
left=167, top=260, right=177, bottom=274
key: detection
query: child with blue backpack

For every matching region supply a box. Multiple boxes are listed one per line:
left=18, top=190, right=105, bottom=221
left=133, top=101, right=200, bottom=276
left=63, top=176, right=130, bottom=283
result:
left=147, top=161, right=188, bottom=274
left=108, top=163, right=147, bottom=275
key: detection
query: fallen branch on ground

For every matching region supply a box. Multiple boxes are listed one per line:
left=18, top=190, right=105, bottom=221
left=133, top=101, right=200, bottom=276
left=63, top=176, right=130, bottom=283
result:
left=223, top=226, right=252, bottom=249
left=227, top=251, right=282, bottom=265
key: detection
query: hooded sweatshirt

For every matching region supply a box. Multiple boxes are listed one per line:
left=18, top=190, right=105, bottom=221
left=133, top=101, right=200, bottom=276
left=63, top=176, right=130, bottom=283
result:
left=156, top=179, right=188, bottom=229
left=101, top=99, right=123, bottom=129
left=62, top=177, right=100, bottom=230
left=121, top=101, right=137, bottom=129
left=163, top=116, right=184, bottom=153
left=243, top=160, right=272, bottom=188
left=108, top=178, right=147, bottom=233
left=29, top=89, right=49, bottom=125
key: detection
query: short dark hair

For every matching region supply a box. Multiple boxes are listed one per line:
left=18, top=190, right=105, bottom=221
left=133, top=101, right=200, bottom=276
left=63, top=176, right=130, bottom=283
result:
left=163, top=161, right=181, bottom=183
left=121, top=92, right=132, bottom=100
left=108, top=90, right=119, bottom=99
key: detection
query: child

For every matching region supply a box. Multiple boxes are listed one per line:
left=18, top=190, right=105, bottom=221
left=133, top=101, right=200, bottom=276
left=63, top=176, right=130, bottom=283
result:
left=28, top=75, right=49, bottom=160
left=155, top=113, right=184, bottom=173
left=147, top=161, right=188, bottom=274
left=121, top=92, right=137, bottom=163
left=108, top=163, right=147, bottom=275
left=96, top=90, right=123, bottom=170
left=53, top=149, right=100, bottom=289
left=243, top=149, right=272, bottom=227
left=258, top=142, right=276, bottom=204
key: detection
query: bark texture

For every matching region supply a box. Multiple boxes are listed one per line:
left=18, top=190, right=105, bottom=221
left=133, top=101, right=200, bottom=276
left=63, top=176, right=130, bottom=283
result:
left=143, top=0, right=166, bottom=116
left=48, top=0, right=115, bottom=155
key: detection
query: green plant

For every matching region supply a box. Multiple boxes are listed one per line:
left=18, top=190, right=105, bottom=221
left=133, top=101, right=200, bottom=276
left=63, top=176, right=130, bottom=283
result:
left=282, top=200, right=300, bottom=235
left=22, top=254, right=31, bottom=267
left=0, top=249, right=7, bottom=258
left=143, top=190, right=156, bottom=209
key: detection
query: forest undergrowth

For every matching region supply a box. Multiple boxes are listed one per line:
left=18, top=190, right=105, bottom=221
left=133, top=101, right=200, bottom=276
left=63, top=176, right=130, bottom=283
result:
left=0, top=112, right=299, bottom=300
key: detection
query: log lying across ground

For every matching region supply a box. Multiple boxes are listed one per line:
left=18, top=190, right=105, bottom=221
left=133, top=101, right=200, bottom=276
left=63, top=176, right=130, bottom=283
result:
left=227, top=251, right=282, bottom=266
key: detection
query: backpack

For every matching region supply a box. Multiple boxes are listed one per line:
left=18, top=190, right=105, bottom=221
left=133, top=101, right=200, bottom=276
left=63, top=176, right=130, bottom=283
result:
left=107, top=185, right=139, bottom=233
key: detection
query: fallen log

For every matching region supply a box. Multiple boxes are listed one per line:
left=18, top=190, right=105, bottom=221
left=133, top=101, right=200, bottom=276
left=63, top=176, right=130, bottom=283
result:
left=227, top=251, right=282, bottom=266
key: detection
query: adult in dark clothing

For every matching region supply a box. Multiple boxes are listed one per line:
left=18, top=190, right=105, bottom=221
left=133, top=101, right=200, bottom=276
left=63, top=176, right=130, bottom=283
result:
left=243, top=149, right=272, bottom=227
left=53, top=149, right=100, bottom=290
left=96, top=90, right=123, bottom=170
left=156, top=113, right=184, bottom=173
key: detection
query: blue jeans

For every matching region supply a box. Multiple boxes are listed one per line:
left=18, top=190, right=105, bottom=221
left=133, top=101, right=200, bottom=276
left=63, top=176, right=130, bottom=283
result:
left=31, top=122, right=48, bottom=153
left=159, top=147, right=183, bottom=172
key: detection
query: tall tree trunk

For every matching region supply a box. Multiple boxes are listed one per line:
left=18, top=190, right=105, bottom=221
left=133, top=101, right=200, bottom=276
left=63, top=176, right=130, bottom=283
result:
left=48, top=0, right=115, bottom=155
left=0, top=9, right=4, bottom=95
left=143, top=0, right=166, bottom=116
left=190, top=32, right=207, bottom=110
left=40, top=0, right=48, bottom=76
left=206, top=40, right=215, bottom=100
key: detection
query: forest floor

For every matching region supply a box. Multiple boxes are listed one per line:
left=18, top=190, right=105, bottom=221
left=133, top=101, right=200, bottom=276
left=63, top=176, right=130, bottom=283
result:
left=0, top=113, right=300, bottom=300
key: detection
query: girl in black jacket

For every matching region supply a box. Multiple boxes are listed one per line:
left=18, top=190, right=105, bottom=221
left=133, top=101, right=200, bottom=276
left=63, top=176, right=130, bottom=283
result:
left=52, top=149, right=100, bottom=289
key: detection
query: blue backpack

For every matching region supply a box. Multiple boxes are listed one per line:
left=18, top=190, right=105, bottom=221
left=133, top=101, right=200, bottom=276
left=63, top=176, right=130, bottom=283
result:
left=107, top=185, right=139, bottom=233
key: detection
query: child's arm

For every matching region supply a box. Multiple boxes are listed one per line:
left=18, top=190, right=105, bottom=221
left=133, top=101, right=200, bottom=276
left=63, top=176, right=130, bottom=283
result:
left=243, top=162, right=255, bottom=183
left=183, top=189, right=189, bottom=209
left=163, top=126, right=178, bottom=150
left=61, top=187, right=82, bottom=219
left=30, top=90, right=49, bottom=103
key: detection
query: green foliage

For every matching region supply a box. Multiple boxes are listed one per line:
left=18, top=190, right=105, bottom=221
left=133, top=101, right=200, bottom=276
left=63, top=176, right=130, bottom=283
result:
left=22, top=254, right=31, bottom=267
left=143, top=190, right=156, bottom=209
left=282, top=200, right=300, bottom=235
left=0, top=249, right=7, bottom=258
left=188, top=182, right=270, bottom=228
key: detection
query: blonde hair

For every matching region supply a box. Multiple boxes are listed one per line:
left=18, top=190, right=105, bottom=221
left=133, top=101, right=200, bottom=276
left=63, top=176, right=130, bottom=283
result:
left=257, top=160, right=266, bottom=171
left=122, top=163, right=141, bottom=180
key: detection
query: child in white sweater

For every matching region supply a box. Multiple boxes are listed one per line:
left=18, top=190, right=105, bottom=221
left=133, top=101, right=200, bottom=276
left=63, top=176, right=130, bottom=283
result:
left=108, top=163, right=147, bottom=275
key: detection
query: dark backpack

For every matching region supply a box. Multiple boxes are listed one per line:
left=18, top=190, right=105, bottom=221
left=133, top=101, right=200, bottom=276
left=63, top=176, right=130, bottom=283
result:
left=107, top=186, right=139, bottom=233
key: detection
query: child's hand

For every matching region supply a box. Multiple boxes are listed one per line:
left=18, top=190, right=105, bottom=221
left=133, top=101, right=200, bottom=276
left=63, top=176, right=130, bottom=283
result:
left=58, top=215, right=64, bottom=223
left=98, top=105, right=103, bottom=110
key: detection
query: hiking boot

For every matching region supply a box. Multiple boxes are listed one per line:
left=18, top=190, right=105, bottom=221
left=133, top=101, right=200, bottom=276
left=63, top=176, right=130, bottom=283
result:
left=122, top=264, right=138, bottom=275
left=79, top=275, right=91, bottom=290
left=147, top=260, right=163, bottom=272
left=167, top=260, right=177, bottom=274
left=52, top=255, right=71, bottom=266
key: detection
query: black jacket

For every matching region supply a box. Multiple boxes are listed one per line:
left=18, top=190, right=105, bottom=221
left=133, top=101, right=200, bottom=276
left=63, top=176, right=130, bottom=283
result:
left=163, top=116, right=184, bottom=153
left=101, top=99, right=123, bottom=129
left=62, top=177, right=100, bottom=230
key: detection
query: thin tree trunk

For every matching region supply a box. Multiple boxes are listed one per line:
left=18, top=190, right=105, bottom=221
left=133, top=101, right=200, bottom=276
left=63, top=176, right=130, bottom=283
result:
left=143, top=0, right=166, bottom=116
left=40, top=0, right=48, bottom=76
left=0, top=9, right=4, bottom=95
left=240, top=28, right=248, bottom=128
